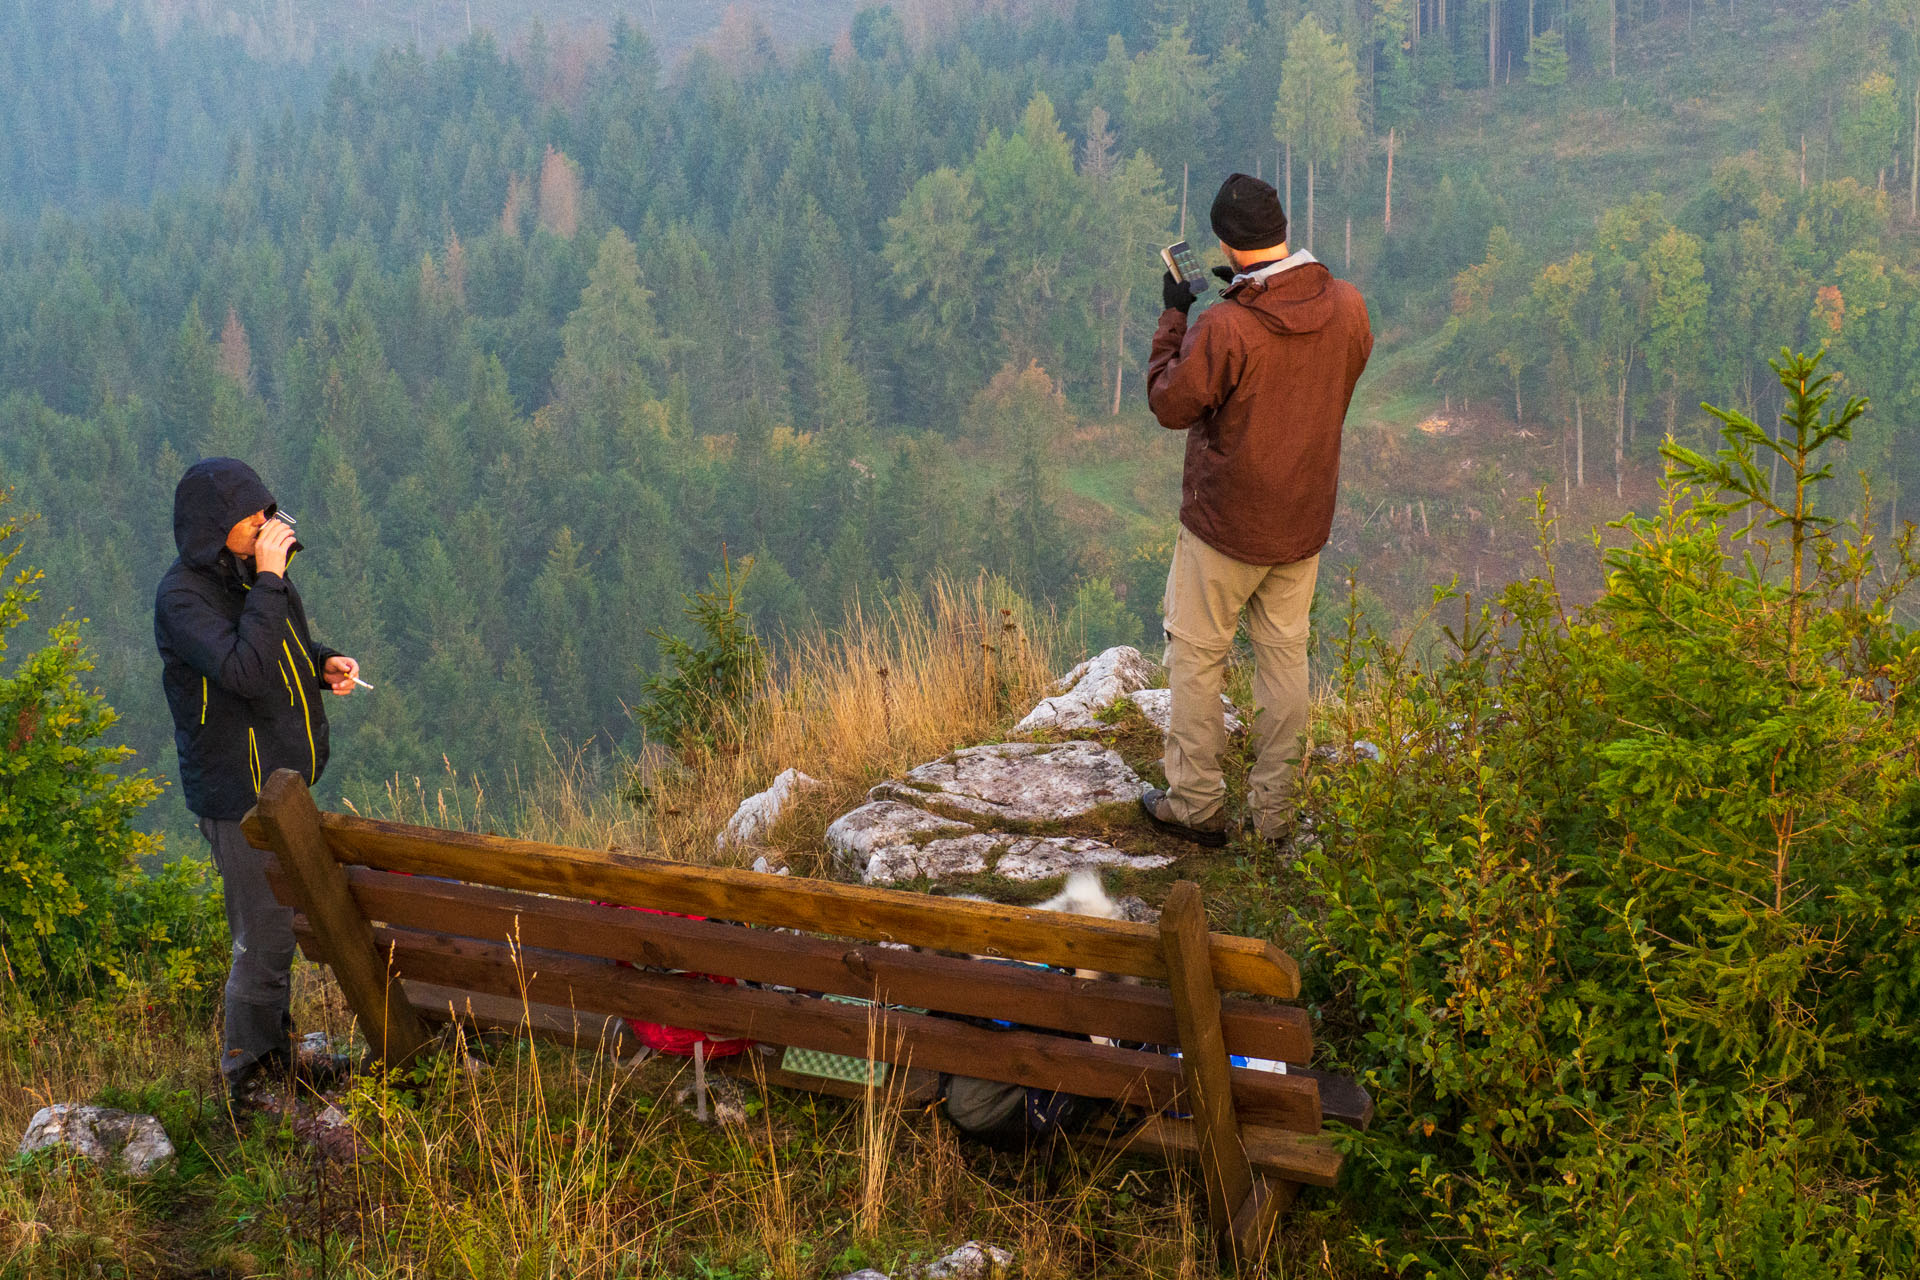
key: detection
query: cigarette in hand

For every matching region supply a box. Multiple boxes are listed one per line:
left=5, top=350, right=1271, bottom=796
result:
left=352, top=676, right=375, bottom=690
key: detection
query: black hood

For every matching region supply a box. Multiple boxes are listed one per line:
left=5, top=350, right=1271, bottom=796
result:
left=173, top=458, right=275, bottom=571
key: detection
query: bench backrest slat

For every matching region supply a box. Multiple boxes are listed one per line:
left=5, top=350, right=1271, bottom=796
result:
left=294, top=812, right=1301, bottom=1000
left=324, top=867, right=1315, bottom=1064
left=294, top=919, right=1327, bottom=1133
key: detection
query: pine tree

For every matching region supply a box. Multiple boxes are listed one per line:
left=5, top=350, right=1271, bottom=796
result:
left=1274, top=17, right=1363, bottom=255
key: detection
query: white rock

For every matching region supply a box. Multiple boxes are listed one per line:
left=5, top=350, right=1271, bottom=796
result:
left=838, top=1272, right=893, bottom=1280
left=861, top=832, right=1172, bottom=887
left=826, top=801, right=976, bottom=875
left=919, top=1241, right=1014, bottom=1280
left=749, top=855, right=791, bottom=876
left=992, top=837, right=1172, bottom=882
left=1125, top=687, right=1243, bottom=736
left=868, top=741, right=1144, bottom=824
left=865, top=834, right=993, bottom=885
left=717, top=768, right=823, bottom=849
left=18, top=1104, right=175, bottom=1177
left=1013, top=645, right=1158, bottom=732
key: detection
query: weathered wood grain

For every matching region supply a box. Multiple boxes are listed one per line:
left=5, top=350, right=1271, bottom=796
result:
left=313, top=812, right=1301, bottom=998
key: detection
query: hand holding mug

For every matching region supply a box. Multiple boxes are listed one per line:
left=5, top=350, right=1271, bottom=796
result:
left=254, top=518, right=296, bottom=577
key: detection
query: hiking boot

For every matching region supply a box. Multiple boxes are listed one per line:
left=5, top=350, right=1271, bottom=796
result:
left=225, top=1062, right=283, bottom=1120
left=293, top=1049, right=356, bottom=1091
left=1137, top=788, right=1227, bottom=848
left=293, top=1032, right=358, bottom=1091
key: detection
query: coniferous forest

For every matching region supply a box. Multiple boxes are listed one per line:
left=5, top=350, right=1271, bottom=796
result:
left=6, top=3, right=1920, bottom=1277
left=3, top=0, right=1919, bottom=832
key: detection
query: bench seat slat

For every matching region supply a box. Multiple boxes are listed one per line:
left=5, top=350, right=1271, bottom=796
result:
left=291, top=814, right=1300, bottom=1000
left=1079, top=1115, right=1346, bottom=1188
left=311, top=867, right=1315, bottom=1064
left=304, top=923, right=1327, bottom=1133
left=402, top=984, right=1351, bottom=1184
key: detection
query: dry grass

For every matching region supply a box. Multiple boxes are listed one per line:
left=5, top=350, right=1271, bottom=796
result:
left=361, top=574, right=1062, bottom=874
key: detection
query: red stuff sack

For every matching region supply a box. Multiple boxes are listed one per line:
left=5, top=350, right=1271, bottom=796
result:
left=603, top=904, right=751, bottom=1058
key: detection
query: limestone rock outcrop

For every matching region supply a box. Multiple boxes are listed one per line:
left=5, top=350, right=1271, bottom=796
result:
left=867, top=741, right=1144, bottom=824
left=1012, top=645, right=1158, bottom=733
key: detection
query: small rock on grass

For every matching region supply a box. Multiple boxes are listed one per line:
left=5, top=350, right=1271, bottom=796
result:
left=18, top=1104, right=175, bottom=1177
left=718, top=768, right=824, bottom=850
left=837, top=1272, right=894, bottom=1280
left=919, top=1241, right=1015, bottom=1280
left=291, top=1104, right=360, bottom=1162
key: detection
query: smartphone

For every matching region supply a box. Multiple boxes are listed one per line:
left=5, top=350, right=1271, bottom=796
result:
left=1159, top=240, right=1208, bottom=294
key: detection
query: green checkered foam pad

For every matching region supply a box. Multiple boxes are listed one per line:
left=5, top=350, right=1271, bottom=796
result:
left=780, top=996, right=920, bottom=1085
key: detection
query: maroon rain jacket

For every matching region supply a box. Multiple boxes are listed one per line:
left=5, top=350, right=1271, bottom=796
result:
left=1147, top=254, right=1373, bottom=566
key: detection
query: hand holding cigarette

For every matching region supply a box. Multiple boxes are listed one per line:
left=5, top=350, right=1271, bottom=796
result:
left=323, top=655, right=369, bottom=696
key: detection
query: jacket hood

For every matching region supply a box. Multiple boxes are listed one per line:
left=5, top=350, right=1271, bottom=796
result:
left=173, top=458, right=275, bottom=571
left=1226, top=259, right=1339, bottom=336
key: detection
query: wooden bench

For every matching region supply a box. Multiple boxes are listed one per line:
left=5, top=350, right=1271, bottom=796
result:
left=243, top=769, right=1370, bottom=1258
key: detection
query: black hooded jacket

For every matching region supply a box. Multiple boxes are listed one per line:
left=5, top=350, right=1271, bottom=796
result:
left=154, top=459, right=340, bottom=820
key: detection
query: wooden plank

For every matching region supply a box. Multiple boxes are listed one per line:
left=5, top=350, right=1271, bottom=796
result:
left=1231, top=1177, right=1292, bottom=1260
left=1159, top=881, right=1256, bottom=1242
left=1289, top=1065, right=1374, bottom=1129
left=320, top=867, right=1315, bottom=1063
left=300, top=812, right=1300, bottom=999
left=292, top=923, right=1325, bottom=1132
left=247, top=770, right=433, bottom=1066
left=406, top=981, right=639, bottom=1057
left=404, top=981, right=943, bottom=1106
left=1078, top=1115, right=1343, bottom=1188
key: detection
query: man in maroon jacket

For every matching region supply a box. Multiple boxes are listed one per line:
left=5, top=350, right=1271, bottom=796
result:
left=1139, top=174, right=1373, bottom=848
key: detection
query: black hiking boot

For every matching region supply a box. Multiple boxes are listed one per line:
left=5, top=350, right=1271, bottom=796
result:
left=1137, top=788, right=1228, bottom=848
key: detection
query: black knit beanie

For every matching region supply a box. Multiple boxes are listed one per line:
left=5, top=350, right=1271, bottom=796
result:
left=1209, top=173, right=1288, bottom=250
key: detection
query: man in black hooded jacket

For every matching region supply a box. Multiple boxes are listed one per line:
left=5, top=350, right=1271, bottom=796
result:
left=155, top=458, right=360, bottom=1103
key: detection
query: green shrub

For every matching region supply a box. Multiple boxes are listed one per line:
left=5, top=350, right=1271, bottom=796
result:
left=1062, top=576, right=1144, bottom=657
left=1304, top=352, right=1920, bottom=1277
left=636, top=553, right=769, bottom=755
left=0, top=488, right=222, bottom=997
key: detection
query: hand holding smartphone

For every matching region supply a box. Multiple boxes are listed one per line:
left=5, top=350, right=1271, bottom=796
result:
left=1159, top=240, right=1208, bottom=295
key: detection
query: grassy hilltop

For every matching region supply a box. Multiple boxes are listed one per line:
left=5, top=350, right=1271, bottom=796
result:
left=3, top=0, right=1920, bottom=1275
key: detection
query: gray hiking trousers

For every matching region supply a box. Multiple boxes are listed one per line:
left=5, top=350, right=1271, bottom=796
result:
left=201, top=817, right=296, bottom=1082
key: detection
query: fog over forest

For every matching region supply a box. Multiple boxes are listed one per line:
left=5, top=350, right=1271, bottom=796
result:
left=2, top=0, right=1916, bottom=843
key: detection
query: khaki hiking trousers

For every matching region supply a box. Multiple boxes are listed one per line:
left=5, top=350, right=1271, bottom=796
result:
left=1160, top=526, right=1318, bottom=838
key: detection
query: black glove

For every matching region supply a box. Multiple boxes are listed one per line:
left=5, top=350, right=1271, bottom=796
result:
left=1211, top=264, right=1237, bottom=284
left=1162, top=271, right=1198, bottom=314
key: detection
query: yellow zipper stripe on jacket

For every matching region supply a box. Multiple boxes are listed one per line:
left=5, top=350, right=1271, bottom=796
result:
left=248, top=728, right=261, bottom=795
left=282, top=639, right=319, bottom=783
left=285, top=620, right=318, bottom=678
left=200, top=678, right=208, bottom=725
left=278, top=658, right=295, bottom=707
